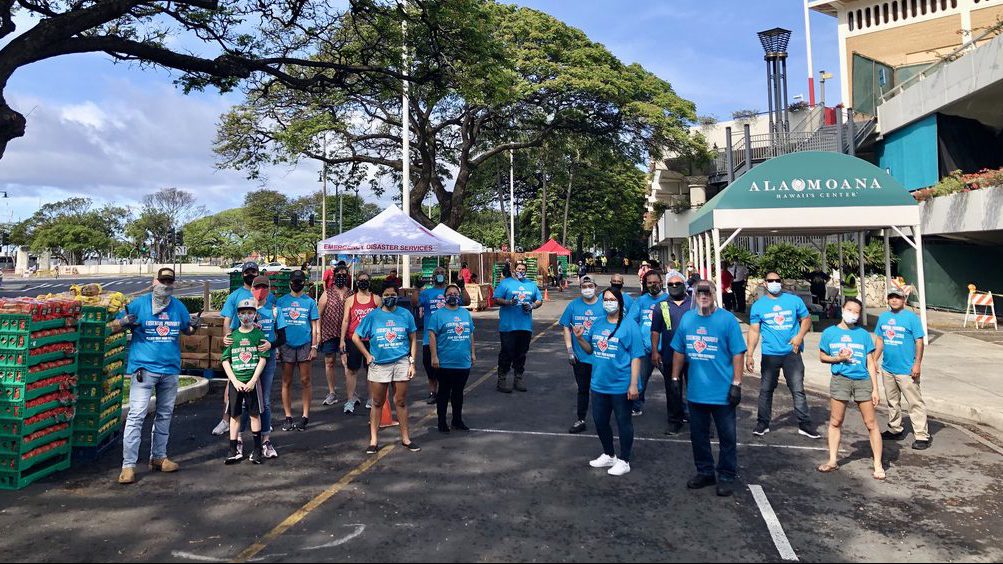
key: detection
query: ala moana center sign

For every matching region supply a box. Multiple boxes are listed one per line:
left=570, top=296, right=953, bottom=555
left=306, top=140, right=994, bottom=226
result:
left=748, top=176, right=886, bottom=201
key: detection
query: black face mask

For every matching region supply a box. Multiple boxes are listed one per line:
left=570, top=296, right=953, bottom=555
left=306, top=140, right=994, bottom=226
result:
left=334, top=275, right=348, bottom=288
left=669, top=285, right=687, bottom=299
left=647, top=285, right=662, bottom=296
left=357, top=280, right=370, bottom=290
left=243, top=273, right=256, bottom=286
left=611, top=283, right=624, bottom=291
left=291, top=281, right=306, bottom=292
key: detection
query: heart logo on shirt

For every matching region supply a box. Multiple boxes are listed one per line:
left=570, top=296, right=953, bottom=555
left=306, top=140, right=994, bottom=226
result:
left=839, top=347, right=853, bottom=358
left=774, top=315, right=785, bottom=325
left=597, top=339, right=608, bottom=352
left=385, top=331, right=397, bottom=342
left=693, top=339, right=708, bottom=353
left=289, top=309, right=300, bottom=320
left=156, top=325, right=170, bottom=337
left=583, top=319, right=593, bottom=330
left=885, top=329, right=896, bottom=340
left=454, top=324, right=465, bottom=336
left=239, top=351, right=253, bottom=363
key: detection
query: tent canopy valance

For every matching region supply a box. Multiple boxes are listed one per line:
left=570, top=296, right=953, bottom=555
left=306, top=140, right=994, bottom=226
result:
left=531, top=238, right=573, bottom=256
left=316, top=206, right=460, bottom=256
left=431, top=224, right=485, bottom=254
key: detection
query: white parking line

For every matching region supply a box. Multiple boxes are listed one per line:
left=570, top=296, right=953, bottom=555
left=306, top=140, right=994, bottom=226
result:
left=467, top=428, right=829, bottom=452
left=749, top=484, right=799, bottom=561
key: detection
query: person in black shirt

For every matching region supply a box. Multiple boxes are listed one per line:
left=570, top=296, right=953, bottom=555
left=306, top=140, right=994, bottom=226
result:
left=650, top=271, right=694, bottom=435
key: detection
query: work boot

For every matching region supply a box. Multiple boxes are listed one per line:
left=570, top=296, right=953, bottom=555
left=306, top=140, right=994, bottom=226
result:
left=497, top=374, right=513, bottom=393
left=117, top=467, right=136, bottom=485
left=513, top=375, right=528, bottom=392
left=149, top=458, right=179, bottom=473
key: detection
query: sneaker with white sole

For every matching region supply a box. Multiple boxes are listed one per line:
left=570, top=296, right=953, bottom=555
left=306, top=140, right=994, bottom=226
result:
left=753, top=422, right=770, bottom=436
left=236, top=438, right=243, bottom=456
left=608, top=460, right=631, bottom=476
left=798, top=423, right=822, bottom=439
left=322, top=392, right=338, bottom=406
left=589, top=454, right=618, bottom=468
left=263, top=441, right=278, bottom=459
left=344, top=399, right=358, bottom=415
left=211, top=419, right=229, bottom=436
left=365, top=399, right=372, bottom=410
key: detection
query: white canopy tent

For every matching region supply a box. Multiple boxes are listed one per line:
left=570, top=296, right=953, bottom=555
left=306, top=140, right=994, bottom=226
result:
left=689, top=151, right=928, bottom=340
left=431, top=224, right=485, bottom=253
left=316, top=206, right=460, bottom=257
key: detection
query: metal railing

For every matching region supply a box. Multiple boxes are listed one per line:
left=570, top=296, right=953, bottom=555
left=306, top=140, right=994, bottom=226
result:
left=879, top=24, right=1003, bottom=104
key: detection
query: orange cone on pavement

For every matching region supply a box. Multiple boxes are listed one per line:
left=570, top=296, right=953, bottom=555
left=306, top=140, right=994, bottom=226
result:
left=544, top=288, right=550, bottom=302
left=379, top=386, right=399, bottom=428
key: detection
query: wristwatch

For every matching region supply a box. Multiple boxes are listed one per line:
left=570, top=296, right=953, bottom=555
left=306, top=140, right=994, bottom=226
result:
left=311, top=345, right=319, bottom=349
left=407, top=356, right=415, bottom=364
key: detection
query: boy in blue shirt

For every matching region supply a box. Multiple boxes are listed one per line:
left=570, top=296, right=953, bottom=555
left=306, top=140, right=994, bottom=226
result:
left=746, top=271, right=819, bottom=439
left=670, top=280, right=745, bottom=497
left=492, top=262, right=542, bottom=393
left=874, top=288, right=929, bottom=450
left=277, top=270, right=321, bottom=432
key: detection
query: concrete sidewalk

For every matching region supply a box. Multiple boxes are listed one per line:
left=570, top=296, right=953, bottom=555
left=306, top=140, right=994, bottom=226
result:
left=757, top=326, right=1003, bottom=434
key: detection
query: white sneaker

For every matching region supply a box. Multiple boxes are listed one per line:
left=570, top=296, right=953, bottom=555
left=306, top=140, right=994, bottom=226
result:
left=322, top=392, right=338, bottom=406
left=589, top=454, right=618, bottom=468
left=211, top=419, right=229, bottom=436
left=365, top=399, right=372, bottom=410
left=263, top=441, right=278, bottom=459
left=608, top=460, right=631, bottom=476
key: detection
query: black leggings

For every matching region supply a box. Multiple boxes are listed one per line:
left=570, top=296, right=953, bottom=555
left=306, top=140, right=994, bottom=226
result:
left=572, top=362, right=593, bottom=421
left=498, top=331, right=532, bottom=376
left=436, top=368, right=470, bottom=426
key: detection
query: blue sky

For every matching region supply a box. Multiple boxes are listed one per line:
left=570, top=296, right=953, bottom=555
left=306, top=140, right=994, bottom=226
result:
left=0, top=1, right=841, bottom=222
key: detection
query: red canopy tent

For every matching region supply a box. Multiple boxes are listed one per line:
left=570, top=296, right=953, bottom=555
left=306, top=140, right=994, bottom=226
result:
left=531, top=239, right=572, bottom=256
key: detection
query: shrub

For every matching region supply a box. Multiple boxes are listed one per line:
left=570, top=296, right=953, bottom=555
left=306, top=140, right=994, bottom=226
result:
left=759, top=243, right=820, bottom=279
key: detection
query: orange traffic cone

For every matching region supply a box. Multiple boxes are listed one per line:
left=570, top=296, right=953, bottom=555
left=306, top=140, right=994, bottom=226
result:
left=379, top=386, right=399, bottom=428
left=544, top=288, right=550, bottom=302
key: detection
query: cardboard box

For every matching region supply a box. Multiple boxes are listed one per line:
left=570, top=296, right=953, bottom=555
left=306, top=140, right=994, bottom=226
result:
left=210, top=336, right=225, bottom=354
left=210, top=352, right=224, bottom=366
left=180, top=335, right=210, bottom=354
left=201, top=312, right=225, bottom=327
left=181, top=353, right=210, bottom=370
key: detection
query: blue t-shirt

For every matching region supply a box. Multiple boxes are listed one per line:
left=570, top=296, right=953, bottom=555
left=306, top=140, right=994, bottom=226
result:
left=228, top=304, right=286, bottom=343
left=493, top=278, right=542, bottom=333
left=427, top=307, right=474, bottom=369
left=621, top=292, right=635, bottom=316
left=627, top=292, right=670, bottom=353
left=275, top=294, right=320, bottom=348
left=749, top=293, right=810, bottom=356
left=119, top=295, right=192, bottom=376
left=419, top=287, right=447, bottom=346
left=221, top=288, right=276, bottom=321
left=819, top=325, right=876, bottom=380
left=588, top=317, right=645, bottom=395
left=650, top=296, right=694, bottom=359
left=355, top=308, right=417, bottom=364
left=875, top=309, right=925, bottom=374
left=670, top=309, right=747, bottom=405
left=559, top=297, right=603, bottom=364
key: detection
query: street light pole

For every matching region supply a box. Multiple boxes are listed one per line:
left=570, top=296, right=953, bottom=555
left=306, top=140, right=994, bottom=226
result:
left=401, top=10, right=411, bottom=285
left=321, top=135, right=328, bottom=275
left=509, top=150, right=515, bottom=252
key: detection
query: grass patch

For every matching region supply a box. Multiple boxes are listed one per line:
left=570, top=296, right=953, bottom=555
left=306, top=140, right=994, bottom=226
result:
left=122, top=376, right=199, bottom=405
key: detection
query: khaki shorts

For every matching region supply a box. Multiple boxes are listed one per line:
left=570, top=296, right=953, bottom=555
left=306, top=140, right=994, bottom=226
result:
left=830, top=374, right=873, bottom=402
left=368, top=358, right=411, bottom=383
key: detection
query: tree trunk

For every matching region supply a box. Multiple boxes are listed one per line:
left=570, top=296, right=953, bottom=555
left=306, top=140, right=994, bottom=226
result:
left=496, top=167, right=511, bottom=245
left=562, top=152, right=576, bottom=247
left=540, top=168, right=547, bottom=246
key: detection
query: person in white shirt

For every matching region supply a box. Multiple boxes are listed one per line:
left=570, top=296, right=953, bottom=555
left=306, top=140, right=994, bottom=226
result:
left=729, top=261, right=749, bottom=313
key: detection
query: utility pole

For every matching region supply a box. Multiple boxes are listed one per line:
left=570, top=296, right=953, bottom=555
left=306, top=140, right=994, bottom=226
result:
left=509, top=150, right=516, bottom=252
left=321, top=135, right=328, bottom=276
left=400, top=7, right=411, bottom=284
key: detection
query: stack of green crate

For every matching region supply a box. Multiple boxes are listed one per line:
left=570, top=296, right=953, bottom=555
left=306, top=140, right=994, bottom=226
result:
left=228, top=271, right=244, bottom=293
left=71, top=307, right=126, bottom=458
left=0, top=313, right=79, bottom=490
left=268, top=270, right=292, bottom=298
left=523, top=257, right=539, bottom=283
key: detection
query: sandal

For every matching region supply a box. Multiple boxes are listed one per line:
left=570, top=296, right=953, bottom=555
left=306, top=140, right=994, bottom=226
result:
left=816, top=463, right=839, bottom=473
left=873, top=468, right=886, bottom=480
left=366, top=444, right=379, bottom=455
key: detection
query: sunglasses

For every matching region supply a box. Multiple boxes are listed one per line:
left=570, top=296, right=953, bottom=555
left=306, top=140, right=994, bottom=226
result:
left=157, top=277, right=175, bottom=285
left=666, top=282, right=684, bottom=288
left=765, top=278, right=782, bottom=283
left=695, top=287, right=713, bottom=295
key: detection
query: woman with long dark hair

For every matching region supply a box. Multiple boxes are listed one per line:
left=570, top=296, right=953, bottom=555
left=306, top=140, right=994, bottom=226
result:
left=428, top=284, right=476, bottom=432
left=572, top=287, right=644, bottom=476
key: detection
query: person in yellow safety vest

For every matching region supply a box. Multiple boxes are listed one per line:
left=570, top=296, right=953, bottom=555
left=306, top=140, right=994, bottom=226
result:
left=841, top=272, right=859, bottom=300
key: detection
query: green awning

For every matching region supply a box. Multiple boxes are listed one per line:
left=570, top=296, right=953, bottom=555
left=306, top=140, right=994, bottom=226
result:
left=690, top=151, right=919, bottom=236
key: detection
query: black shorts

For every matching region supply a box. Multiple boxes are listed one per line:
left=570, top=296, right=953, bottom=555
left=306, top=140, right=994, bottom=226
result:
left=423, top=344, right=438, bottom=381
left=346, top=338, right=370, bottom=371
left=226, top=380, right=263, bottom=419
left=321, top=337, right=341, bottom=356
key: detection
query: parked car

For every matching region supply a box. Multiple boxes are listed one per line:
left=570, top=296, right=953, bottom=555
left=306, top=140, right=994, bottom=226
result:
left=262, top=262, right=291, bottom=273
left=225, top=262, right=244, bottom=274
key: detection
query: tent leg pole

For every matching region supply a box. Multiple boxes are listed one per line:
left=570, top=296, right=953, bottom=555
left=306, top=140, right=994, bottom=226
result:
left=915, top=224, right=929, bottom=344
left=838, top=233, right=844, bottom=300
left=858, top=231, right=867, bottom=326
left=884, top=230, right=891, bottom=287
left=713, top=228, right=723, bottom=307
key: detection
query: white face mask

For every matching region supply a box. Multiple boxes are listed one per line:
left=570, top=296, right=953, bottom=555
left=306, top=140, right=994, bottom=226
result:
left=842, top=311, right=860, bottom=325
left=603, top=300, right=619, bottom=314
left=766, top=282, right=783, bottom=295
left=581, top=287, right=596, bottom=299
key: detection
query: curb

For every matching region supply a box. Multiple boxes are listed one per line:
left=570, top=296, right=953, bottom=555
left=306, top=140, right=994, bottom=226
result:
left=802, top=380, right=1003, bottom=435
left=121, top=376, right=210, bottom=418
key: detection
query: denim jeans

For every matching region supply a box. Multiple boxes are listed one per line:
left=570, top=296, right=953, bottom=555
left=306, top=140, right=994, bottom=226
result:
left=688, top=401, right=737, bottom=481
left=242, top=353, right=276, bottom=434
left=757, top=353, right=811, bottom=427
left=592, top=392, right=634, bottom=462
left=632, top=354, right=657, bottom=412
left=498, top=331, right=532, bottom=376
left=122, top=371, right=179, bottom=468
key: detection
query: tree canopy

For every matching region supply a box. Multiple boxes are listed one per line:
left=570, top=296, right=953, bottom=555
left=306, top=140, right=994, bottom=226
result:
left=9, top=197, right=127, bottom=264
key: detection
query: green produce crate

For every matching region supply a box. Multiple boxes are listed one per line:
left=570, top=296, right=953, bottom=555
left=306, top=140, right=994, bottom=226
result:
left=0, top=315, right=76, bottom=334
left=79, top=323, right=116, bottom=340
left=0, top=329, right=79, bottom=351
left=72, top=405, right=121, bottom=431
left=0, top=362, right=78, bottom=386
left=79, top=307, right=110, bottom=324
left=0, top=374, right=75, bottom=403
left=78, top=332, right=126, bottom=353
left=0, top=448, right=71, bottom=490
left=72, top=424, right=121, bottom=450
left=0, top=424, right=72, bottom=456
left=0, top=390, right=75, bottom=419
left=74, top=390, right=122, bottom=415
left=0, top=348, right=75, bottom=368
left=0, top=406, right=75, bottom=438
left=77, top=365, right=125, bottom=386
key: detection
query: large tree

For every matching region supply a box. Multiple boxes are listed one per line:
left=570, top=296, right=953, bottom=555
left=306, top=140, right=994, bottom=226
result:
left=10, top=197, right=128, bottom=264
left=215, top=1, right=699, bottom=229
left=0, top=0, right=459, bottom=159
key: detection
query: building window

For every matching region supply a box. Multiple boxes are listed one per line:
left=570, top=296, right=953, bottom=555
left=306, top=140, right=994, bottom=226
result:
left=892, top=1, right=899, bottom=20
left=884, top=3, right=890, bottom=22
left=866, top=6, right=872, bottom=26
left=911, top=0, right=918, bottom=18
left=857, top=8, right=864, bottom=27
left=941, top=0, right=948, bottom=9
left=931, top=0, right=937, bottom=12
left=849, top=10, right=855, bottom=30
left=921, top=0, right=927, bottom=15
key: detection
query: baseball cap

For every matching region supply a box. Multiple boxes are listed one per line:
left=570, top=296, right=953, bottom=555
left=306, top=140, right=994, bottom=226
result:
left=242, top=262, right=260, bottom=273
left=236, top=298, right=258, bottom=311
left=156, top=268, right=176, bottom=283
left=887, top=288, right=906, bottom=298
left=290, top=270, right=307, bottom=282
left=252, top=275, right=270, bottom=288
left=580, top=275, right=595, bottom=284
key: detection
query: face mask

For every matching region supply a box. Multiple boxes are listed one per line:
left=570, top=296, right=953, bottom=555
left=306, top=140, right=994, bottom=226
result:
left=647, top=285, right=661, bottom=296
left=238, top=312, right=256, bottom=325
left=603, top=300, right=619, bottom=314
left=668, top=285, right=687, bottom=299
left=335, top=275, right=348, bottom=288
left=383, top=296, right=398, bottom=309
left=446, top=295, right=461, bottom=307
left=611, top=283, right=623, bottom=291
left=516, top=272, right=526, bottom=280
left=842, top=311, right=860, bottom=325
left=153, top=284, right=174, bottom=299
left=357, top=280, right=370, bottom=291
left=435, top=274, right=446, bottom=285
left=243, top=274, right=256, bottom=286
left=767, top=282, right=783, bottom=295
left=581, top=287, right=596, bottom=299
left=253, top=288, right=269, bottom=302
left=291, top=281, right=305, bottom=292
